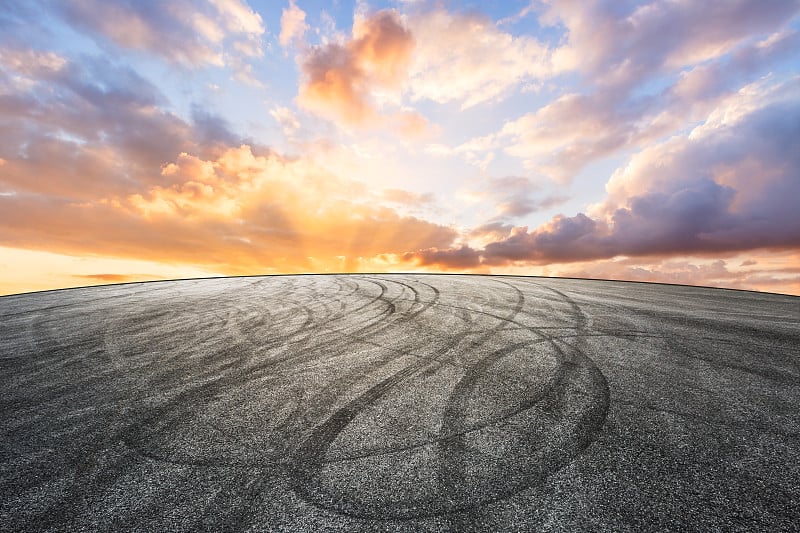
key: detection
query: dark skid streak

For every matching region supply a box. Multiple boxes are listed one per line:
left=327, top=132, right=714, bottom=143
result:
left=0, top=274, right=798, bottom=531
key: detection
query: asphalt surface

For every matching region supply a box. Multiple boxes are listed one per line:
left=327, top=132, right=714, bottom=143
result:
left=1, top=274, right=798, bottom=532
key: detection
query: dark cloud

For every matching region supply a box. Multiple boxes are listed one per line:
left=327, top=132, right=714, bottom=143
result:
left=417, top=91, right=800, bottom=268
left=190, top=105, right=245, bottom=148
left=404, top=246, right=482, bottom=269
left=483, top=213, right=604, bottom=263
left=606, top=179, right=737, bottom=256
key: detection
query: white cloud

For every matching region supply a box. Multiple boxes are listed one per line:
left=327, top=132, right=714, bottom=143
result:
left=280, top=0, right=309, bottom=48
left=406, top=8, right=553, bottom=109
left=270, top=105, right=301, bottom=137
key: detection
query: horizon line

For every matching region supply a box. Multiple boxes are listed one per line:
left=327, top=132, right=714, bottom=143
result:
left=1, top=272, right=797, bottom=300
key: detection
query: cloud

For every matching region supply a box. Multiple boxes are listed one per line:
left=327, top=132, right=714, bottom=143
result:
left=496, top=91, right=636, bottom=180
left=0, top=144, right=459, bottom=273
left=461, top=176, right=568, bottom=221
left=296, top=5, right=555, bottom=129
left=0, top=47, right=67, bottom=79
left=0, top=245, right=222, bottom=296
left=468, top=222, right=515, bottom=244
left=52, top=0, right=264, bottom=68
left=403, top=245, right=482, bottom=270
left=406, top=8, right=551, bottom=109
left=73, top=273, right=142, bottom=283
left=209, top=0, right=263, bottom=34
left=482, top=213, right=605, bottom=264
left=553, top=254, right=800, bottom=296
left=280, top=0, right=308, bottom=48
left=496, top=29, right=800, bottom=180
left=297, top=9, right=415, bottom=127
left=594, top=80, right=800, bottom=252
left=4, top=1, right=800, bottom=297
left=294, top=1, right=794, bottom=146
left=409, top=79, right=800, bottom=269
left=669, top=29, right=800, bottom=102
left=270, top=105, right=302, bottom=137
left=393, top=109, right=434, bottom=139
left=486, top=82, right=800, bottom=263
left=380, top=188, right=434, bottom=206
left=0, top=49, right=243, bottom=199
left=543, top=0, right=800, bottom=88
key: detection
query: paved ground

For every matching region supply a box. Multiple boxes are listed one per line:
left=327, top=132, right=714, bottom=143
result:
left=1, top=274, right=798, bottom=531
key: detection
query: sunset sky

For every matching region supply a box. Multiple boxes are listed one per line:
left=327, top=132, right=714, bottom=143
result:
left=1, top=0, right=799, bottom=295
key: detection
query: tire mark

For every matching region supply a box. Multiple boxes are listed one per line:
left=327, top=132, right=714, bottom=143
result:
left=287, top=278, right=612, bottom=520
left=288, top=279, right=536, bottom=518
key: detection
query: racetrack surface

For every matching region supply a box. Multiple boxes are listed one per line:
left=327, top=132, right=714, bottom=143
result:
left=1, top=274, right=798, bottom=531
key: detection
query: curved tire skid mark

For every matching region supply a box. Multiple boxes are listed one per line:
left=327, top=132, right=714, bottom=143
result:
left=124, top=276, right=435, bottom=469
left=131, top=276, right=400, bottom=467
left=121, top=276, right=430, bottom=468
left=278, top=278, right=465, bottom=450
left=288, top=278, right=533, bottom=518
left=317, top=328, right=653, bottom=466
left=286, top=279, right=478, bottom=495
left=289, top=278, right=610, bottom=520
left=429, top=279, right=608, bottom=519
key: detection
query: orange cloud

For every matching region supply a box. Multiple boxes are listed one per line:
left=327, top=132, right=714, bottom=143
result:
left=0, top=245, right=222, bottom=296
left=0, top=145, right=458, bottom=275
left=403, top=245, right=483, bottom=270
left=550, top=253, right=800, bottom=296
left=73, top=273, right=141, bottom=283
left=380, top=188, right=434, bottom=206
left=297, top=9, right=415, bottom=128
left=392, top=109, right=433, bottom=139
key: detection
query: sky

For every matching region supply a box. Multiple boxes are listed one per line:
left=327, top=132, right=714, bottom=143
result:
left=1, top=0, right=800, bottom=296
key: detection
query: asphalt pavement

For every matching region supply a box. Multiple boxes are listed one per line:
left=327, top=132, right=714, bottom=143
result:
left=1, top=274, right=798, bottom=531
